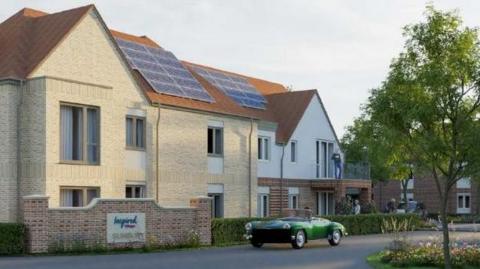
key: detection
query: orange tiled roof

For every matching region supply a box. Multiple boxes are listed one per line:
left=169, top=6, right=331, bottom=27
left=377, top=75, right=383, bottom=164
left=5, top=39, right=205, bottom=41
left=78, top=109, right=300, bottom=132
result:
left=0, top=5, right=93, bottom=79
left=110, top=29, right=161, bottom=49
left=0, top=5, right=327, bottom=144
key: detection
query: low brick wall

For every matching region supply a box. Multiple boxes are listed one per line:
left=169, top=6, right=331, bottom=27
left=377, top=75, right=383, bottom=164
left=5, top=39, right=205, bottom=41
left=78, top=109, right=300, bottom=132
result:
left=23, top=195, right=211, bottom=253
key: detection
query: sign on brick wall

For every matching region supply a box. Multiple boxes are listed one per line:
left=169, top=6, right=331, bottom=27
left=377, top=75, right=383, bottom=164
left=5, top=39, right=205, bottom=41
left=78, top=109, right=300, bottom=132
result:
left=107, top=213, right=146, bottom=243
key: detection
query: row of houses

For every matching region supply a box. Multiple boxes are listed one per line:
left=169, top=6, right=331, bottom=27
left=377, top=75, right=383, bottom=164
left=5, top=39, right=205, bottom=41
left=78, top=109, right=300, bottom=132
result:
left=0, top=5, right=372, bottom=223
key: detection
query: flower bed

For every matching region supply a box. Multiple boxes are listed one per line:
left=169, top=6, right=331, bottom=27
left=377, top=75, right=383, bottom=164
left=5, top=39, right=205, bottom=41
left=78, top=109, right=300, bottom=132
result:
left=376, top=239, right=480, bottom=268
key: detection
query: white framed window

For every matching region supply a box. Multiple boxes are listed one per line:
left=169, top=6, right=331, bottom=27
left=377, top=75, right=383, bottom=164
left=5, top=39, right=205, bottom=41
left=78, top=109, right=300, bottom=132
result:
left=258, top=136, right=270, bottom=161
left=60, top=187, right=100, bottom=207
left=126, top=116, right=145, bottom=150
left=257, top=187, right=270, bottom=217
left=315, top=140, right=334, bottom=178
left=317, top=191, right=334, bottom=215
left=288, top=187, right=299, bottom=209
left=400, top=192, right=414, bottom=202
left=208, top=127, right=223, bottom=156
left=457, top=178, right=471, bottom=189
left=126, top=185, right=145, bottom=198
left=457, top=193, right=471, bottom=214
left=290, top=140, right=297, bottom=163
left=208, top=193, right=224, bottom=218
left=257, top=194, right=269, bottom=217
left=60, top=103, right=100, bottom=165
left=400, top=179, right=414, bottom=190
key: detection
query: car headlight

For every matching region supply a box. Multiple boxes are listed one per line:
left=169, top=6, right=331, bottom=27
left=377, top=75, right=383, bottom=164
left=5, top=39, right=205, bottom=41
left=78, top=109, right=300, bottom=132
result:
left=245, top=222, right=252, bottom=230
left=283, top=223, right=291, bottom=229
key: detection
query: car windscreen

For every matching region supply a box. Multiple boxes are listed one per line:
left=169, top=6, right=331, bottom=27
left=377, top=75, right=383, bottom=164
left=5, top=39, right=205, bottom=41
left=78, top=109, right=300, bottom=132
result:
left=279, top=217, right=307, bottom=222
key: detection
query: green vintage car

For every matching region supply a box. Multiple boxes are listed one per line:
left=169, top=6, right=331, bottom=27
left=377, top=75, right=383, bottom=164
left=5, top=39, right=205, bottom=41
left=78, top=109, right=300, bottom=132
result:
left=244, top=216, right=347, bottom=249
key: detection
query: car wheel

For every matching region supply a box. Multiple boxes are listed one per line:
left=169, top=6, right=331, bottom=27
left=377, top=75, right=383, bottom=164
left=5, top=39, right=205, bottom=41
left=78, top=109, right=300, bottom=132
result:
left=291, top=230, right=306, bottom=249
left=328, top=229, right=342, bottom=246
left=251, top=241, right=263, bottom=248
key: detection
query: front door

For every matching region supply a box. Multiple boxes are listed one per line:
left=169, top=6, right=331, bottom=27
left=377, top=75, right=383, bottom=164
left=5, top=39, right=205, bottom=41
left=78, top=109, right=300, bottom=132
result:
left=208, top=193, right=224, bottom=218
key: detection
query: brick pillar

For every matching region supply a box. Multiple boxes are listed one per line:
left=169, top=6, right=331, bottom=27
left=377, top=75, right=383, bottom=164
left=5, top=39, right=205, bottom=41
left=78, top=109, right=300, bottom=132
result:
left=23, top=195, right=49, bottom=253
left=190, top=196, right=212, bottom=245
left=359, top=187, right=371, bottom=205
left=335, top=184, right=346, bottom=202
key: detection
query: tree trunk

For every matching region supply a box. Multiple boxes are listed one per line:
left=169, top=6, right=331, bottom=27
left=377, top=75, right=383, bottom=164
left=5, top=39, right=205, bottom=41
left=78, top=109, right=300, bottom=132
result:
left=440, top=194, right=452, bottom=269
left=402, top=179, right=409, bottom=204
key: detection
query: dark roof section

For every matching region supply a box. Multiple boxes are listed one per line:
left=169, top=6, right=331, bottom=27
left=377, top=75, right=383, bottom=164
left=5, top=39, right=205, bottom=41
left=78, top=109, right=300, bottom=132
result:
left=183, top=61, right=287, bottom=96
left=0, top=5, right=93, bottom=79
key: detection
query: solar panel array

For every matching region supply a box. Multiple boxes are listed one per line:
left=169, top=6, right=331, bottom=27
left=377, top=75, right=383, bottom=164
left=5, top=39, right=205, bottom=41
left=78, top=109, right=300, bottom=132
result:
left=191, top=66, right=267, bottom=109
left=115, top=38, right=214, bottom=103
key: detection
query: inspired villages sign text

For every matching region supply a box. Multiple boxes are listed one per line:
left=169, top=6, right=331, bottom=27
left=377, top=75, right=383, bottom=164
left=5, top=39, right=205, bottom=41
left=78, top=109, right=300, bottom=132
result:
left=107, top=213, right=146, bottom=243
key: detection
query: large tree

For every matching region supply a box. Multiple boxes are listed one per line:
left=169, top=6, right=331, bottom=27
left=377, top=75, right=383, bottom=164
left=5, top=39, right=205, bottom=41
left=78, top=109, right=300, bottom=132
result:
left=346, top=6, right=480, bottom=268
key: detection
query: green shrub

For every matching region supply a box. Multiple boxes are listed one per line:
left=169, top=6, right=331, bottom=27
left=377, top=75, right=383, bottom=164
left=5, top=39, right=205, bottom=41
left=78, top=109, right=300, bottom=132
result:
left=211, top=217, right=273, bottom=245
left=0, top=223, right=26, bottom=255
left=211, top=214, right=421, bottom=245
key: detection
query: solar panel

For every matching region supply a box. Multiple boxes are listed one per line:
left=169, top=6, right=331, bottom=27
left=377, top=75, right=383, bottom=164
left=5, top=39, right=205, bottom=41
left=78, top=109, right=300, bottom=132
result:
left=115, top=38, right=214, bottom=103
left=191, top=66, right=267, bottom=109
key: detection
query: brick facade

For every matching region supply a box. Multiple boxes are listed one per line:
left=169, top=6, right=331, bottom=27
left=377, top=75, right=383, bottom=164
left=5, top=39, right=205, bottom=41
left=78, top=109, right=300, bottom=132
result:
left=0, top=9, right=257, bottom=222
left=23, top=195, right=211, bottom=254
left=258, top=178, right=372, bottom=216
left=373, top=178, right=480, bottom=215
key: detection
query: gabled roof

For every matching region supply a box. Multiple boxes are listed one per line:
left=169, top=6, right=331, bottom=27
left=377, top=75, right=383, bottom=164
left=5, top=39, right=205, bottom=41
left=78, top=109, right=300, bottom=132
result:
left=0, top=5, right=340, bottom=146
left=265, top=90, right=316, bottom=143
left=0, top=5, right=93, bottom=79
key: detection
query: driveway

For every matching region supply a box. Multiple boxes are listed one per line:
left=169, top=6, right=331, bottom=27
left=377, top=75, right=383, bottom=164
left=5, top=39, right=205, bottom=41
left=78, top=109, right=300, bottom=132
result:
left=1, top=231, right=479, bottom=269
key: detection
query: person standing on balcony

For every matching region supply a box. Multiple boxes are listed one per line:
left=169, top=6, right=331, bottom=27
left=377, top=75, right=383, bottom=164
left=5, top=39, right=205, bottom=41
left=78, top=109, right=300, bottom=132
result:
left=332, top=152, right=342, bottom=179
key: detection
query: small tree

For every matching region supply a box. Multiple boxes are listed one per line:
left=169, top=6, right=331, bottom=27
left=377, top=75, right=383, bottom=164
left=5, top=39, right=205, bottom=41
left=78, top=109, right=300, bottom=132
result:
left=363, top=6, right=480, bottom=268
left=342, top=116, right=413, bottom=204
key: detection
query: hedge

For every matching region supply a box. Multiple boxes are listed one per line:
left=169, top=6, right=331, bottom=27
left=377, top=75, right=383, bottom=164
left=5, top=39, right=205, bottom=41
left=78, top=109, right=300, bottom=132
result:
left=326, top=213, right=421, bottom=235
left=211, top=214, right=421, bottom=246
left=0, top=223, right=25, bottom=255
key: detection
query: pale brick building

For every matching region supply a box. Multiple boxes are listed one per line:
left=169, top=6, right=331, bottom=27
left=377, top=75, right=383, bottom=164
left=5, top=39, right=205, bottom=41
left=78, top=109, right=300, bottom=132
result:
left=0, top=5, right=371, bottom=222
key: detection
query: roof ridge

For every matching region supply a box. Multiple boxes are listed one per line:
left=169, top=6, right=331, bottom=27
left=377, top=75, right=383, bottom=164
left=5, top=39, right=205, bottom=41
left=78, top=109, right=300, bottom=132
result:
left=20, top=8, right=48, bottom=17
left=182, top=60, right=281, bottom=85
left=110, top=29, right=161, bottom=48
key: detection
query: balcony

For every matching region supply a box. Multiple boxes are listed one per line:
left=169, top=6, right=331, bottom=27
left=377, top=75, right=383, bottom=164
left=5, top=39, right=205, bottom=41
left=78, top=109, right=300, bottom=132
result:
left=313, top=162, right=370, bottom=180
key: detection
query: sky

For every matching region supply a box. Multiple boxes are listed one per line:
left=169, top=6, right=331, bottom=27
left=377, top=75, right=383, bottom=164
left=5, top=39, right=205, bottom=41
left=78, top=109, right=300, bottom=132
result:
left=2, top=1, right=479, bottom=137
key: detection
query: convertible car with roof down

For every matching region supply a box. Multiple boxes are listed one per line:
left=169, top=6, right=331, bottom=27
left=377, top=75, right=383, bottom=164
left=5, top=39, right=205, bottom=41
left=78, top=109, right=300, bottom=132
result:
left=244, top=210, right=347, bottom=249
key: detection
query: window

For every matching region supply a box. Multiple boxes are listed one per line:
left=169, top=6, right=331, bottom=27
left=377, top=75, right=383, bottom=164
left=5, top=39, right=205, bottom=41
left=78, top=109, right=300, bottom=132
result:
left=290, top=140, right=297, bottom=163
left=60, top=187, right=99, bottom=207
left=126, top=185, right=145, bottom=198
left=289, top=195, right=299, bottom=209
left=288, top=187, right=299, bottom=209
left=400, top=179, right=414, bottom=190
left=258, top=136, right=270, bottom=161
left=457, top=178, right=471, bottom=189
left=317, top=192, right=334, bottom=215
left=457, top=193, right=471, bottom=214
left=208, top=193, right=224, bottom=218
left=126, top=116, right=145, bottom=150
left=315, top=140, right=334, bottom=178
left=257, top=194, right=269, bottom=217
left=60, top=104, right=99, bottom=164
left=208, top=127, right=223, bottom=156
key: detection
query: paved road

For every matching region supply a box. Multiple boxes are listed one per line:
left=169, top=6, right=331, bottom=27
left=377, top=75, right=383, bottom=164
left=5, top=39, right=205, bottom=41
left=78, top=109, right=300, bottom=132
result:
left=1, top=231, right=479, bottom=269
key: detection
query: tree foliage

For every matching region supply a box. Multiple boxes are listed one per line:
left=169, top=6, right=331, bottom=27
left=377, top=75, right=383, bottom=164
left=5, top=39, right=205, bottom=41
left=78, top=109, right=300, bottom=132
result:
left=343, top=6, right=480, bottom=268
